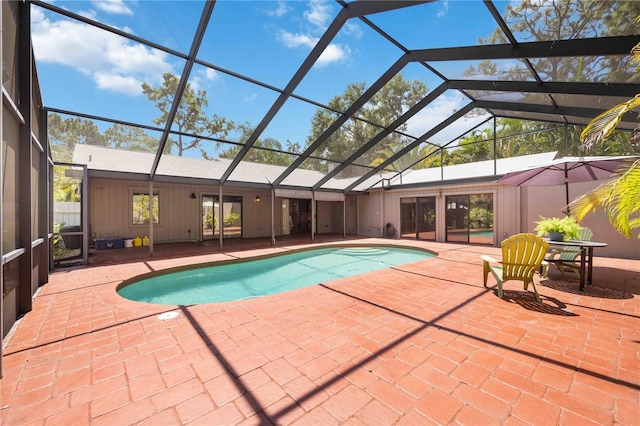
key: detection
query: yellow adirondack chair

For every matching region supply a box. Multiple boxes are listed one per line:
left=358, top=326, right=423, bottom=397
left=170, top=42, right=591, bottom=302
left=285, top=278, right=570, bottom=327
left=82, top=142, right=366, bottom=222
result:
left=542, top=227, right=593, bottom=278
left=481, top=233, right=549, bottom=302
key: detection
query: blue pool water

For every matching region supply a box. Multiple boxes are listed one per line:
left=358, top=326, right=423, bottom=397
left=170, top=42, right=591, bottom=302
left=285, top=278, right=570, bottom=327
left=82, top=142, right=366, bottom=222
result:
left=117, top=246, right=434, bottom=305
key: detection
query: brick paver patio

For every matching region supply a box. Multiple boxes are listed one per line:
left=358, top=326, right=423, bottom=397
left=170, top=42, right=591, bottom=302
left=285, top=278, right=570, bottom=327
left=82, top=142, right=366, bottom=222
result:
left=1, top=237, right=639, bottom=425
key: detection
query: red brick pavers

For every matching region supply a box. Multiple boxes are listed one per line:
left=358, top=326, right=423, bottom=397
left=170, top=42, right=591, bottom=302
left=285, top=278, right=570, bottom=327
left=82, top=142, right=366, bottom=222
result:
left=2, top=238, right=639, bottom=425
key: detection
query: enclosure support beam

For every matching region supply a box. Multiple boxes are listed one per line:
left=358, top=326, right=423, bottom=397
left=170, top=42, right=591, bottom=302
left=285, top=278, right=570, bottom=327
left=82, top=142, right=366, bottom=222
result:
left=271, top=188, right=276, bottom=246
left=343, top=200, right=347, bottom=239
left=148, top=180, right=154, bottom=257
left=83, top=166, right=89, bottom=264
left=18, top=1, right=33, bottom=314
left=219, top=185, right=224, bottom=251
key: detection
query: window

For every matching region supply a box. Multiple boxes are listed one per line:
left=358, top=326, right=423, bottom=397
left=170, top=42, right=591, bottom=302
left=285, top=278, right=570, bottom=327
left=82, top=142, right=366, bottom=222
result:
left=132, top=193, right=158, bottom=225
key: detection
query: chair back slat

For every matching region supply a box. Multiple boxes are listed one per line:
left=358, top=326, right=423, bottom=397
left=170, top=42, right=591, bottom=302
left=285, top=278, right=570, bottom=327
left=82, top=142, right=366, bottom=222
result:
left=557, top=227, right=593, bottom=261
left=501, top=233, right=549, bottom=281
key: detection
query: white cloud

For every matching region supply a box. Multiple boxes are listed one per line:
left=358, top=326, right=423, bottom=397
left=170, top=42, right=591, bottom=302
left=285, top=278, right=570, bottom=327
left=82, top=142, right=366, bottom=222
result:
left=304, top=0, right=333, bottom=30
left=188, top=67, right=219, bottom=91
left=405, top=92, right=490, bottom=143
left=204, top=68, right=218, bottom=81
left=344, top=21, right=363, bottom=38
left=94, top=72, right=141, bottom=93
left=277, top=30, right=348, bottom=66
left=92, top=0, right=134, bottom=15
left=436, top=0, right=449, bottom=19
left=274, top=0, right=348, bottom=67
left=266, top=0, right=290, bottom=17
left=316, top=43, right=349, bottom=66
left=278, top=30, right=316, bottom=49
left=31, top=8, right=173, bottom=95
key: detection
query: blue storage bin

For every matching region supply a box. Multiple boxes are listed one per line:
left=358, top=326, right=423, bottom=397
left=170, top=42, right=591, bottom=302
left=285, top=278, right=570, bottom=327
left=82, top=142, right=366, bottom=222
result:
left=94, top=237, right=124, bottom=250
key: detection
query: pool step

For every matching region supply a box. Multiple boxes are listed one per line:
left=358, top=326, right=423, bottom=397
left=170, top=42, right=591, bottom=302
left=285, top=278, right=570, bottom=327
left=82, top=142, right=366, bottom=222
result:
left=335, top=247, right=390, bottom=256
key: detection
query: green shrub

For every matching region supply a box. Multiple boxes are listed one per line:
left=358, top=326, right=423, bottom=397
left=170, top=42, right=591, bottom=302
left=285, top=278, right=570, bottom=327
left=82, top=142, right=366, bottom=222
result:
left=534, top=216, right=581, bottom=241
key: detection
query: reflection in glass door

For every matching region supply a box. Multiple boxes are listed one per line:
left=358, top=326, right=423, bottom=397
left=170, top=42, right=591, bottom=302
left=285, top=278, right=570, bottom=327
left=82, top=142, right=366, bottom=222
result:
left=222, top=196, right=242, bottom=239
left=446, top=194, right=493, bottom=244
left=290, top=199, right=311, bottom=234
left=400, top=198, right=416, bottom=237
left=202, top=195, right=243, bottom=240
left=202, top=195, right=218, bottom=241
left=469, top=194, right=493, bottom=244
left=446, top=195, right=469, bottom=243
left=416, top=197, right=436, bottom=240
left=400, top=197, right=436, bottom=240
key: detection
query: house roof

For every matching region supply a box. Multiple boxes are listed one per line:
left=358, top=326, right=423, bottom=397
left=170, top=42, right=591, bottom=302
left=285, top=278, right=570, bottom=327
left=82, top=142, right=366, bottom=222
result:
left=73, top=144, right=565, bottom=192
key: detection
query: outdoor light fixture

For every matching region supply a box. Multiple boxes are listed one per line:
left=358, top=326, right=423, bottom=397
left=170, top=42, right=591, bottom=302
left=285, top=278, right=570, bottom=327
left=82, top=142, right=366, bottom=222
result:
left=190, top=192, right=196, bottom=199
left=255, top=195, right=261, bottom=203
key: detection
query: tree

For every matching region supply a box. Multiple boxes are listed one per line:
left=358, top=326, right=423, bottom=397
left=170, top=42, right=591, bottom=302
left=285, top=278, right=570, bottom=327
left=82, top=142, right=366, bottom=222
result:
left=305, top=74, right=427, bottom=176
left=218, top=122, right=295, bottom=166
left=469, top=0, right=640, bottom=83
left=48, top=113, right=105, bottom=162
left=104, top=124, right=158, bottom=153
left=142, top=73, right=235, bottom=158
left=457, top=1, right=640, bottom=162
left=569, top=20, right=640, bottom=239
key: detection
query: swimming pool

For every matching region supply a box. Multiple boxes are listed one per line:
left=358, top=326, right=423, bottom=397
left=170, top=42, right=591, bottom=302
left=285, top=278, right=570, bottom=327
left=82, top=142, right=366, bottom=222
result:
left=117, top=245, right=435, bottom=305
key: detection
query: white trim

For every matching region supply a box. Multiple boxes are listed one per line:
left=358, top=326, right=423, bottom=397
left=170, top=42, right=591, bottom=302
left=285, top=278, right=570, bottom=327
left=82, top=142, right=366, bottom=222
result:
left=2, top=248, right=25, bottom=265
left=1, top=86, right=25, bottom=124
left=32, top=133, right=44, bottom=153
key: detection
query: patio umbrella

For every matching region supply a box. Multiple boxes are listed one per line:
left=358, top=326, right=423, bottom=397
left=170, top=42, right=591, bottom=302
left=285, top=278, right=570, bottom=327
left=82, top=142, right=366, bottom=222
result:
left=497, top=156, right=639, bottom=214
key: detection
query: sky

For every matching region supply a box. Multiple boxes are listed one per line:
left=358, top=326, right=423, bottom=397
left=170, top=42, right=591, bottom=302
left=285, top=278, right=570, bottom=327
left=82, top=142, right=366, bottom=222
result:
left=31, top=0, right=505, bottom=158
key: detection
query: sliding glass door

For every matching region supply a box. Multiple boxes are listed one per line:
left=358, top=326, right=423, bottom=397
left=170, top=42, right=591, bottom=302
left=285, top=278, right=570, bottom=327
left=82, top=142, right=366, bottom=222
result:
left=446, top=193, right=493, bottom=244
left=416, top=197, right=436, bottom=240
left=400, top=197, right=436, bottom=240
left=202, top=195, right=243, bottom=240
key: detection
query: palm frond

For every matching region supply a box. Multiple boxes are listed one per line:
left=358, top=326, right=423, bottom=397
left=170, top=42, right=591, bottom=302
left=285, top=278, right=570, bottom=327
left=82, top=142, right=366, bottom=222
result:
left=580, top=95, right=640, bottom=149
left=632, top=41, right=640, bottom=71
left=570, top=161, right=640, bottom=238
left=569, top=184, right=614, bottom=222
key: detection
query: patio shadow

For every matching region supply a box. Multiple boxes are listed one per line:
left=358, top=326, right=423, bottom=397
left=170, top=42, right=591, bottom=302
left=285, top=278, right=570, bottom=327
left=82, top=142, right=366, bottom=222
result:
left=499, top=290, right=579, bottom=316
left=540, top=279, right=634, bottom=299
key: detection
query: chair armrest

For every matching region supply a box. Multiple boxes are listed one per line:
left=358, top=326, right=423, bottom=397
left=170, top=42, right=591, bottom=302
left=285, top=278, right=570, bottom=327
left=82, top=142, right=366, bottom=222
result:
left=480, top=254, right=498, bottom=264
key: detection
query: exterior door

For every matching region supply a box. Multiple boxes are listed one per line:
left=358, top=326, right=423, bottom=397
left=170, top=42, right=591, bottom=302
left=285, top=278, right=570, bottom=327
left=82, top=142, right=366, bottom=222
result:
left=446, top=195, right=470, bottom=243
left=400, top=198, right=416, bottom=237
left=446, top=194, right=493, bottom=244
left=202, top=195, right=243, bottom=240
left=290, top=199, right=311, bottom=233
left=416, top=196, right=436, bottom=241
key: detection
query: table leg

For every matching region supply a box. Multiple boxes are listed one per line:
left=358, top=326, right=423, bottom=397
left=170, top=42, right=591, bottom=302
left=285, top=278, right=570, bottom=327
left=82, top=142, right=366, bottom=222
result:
left=579, top=247, right=586, bottom=291
left=587, top=247, right=594, bottom=285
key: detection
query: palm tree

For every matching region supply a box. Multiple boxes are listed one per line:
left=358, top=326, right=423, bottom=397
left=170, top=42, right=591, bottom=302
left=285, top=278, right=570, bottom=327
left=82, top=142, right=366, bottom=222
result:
left=569, top=28, right=640, bottom=238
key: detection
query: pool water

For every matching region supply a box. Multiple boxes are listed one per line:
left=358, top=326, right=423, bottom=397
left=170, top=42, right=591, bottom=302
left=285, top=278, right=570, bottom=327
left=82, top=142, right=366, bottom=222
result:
left=117, top=246, right=434, bottom=305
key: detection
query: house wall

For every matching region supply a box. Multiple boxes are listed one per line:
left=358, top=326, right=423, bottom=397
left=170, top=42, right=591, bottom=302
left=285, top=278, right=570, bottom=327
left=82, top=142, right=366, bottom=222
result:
left=88, top=178, right=278, bottom=242
left=330, top=202, right=344, bottom=234
left=358, top=193, right=385, bottom=237
left=522, top=181, right=639, bottom=260
left=354, top=179, right=638, bottom=260
left=368, top=183, right=517, bottom=244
